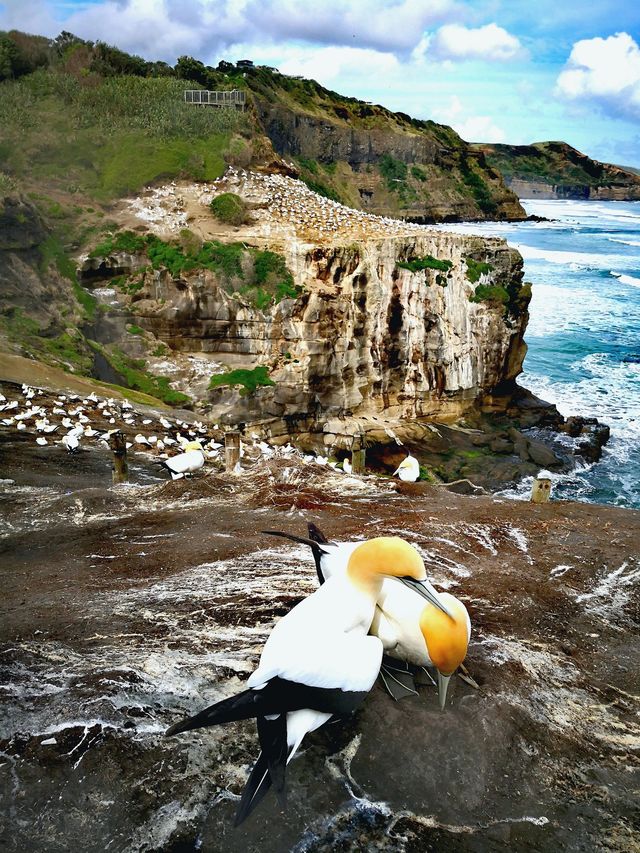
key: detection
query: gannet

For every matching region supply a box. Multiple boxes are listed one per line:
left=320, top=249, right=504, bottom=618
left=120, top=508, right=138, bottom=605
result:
left=62, top=426, right=83, bottom=452
left=393, top=453, right=420, bottom=482
left=264, top=525, right=468, bottom=708
left=159, top=441, right=205, bottom=480
left=166, top=537, right=445, bottom=825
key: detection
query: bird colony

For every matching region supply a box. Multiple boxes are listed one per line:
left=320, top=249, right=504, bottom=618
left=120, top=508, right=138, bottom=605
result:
left=202, top=168, right=440, bottom=241
left=125, top=169, right=440, bottom=243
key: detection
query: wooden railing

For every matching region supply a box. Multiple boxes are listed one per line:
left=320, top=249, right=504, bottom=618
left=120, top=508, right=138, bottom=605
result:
left=183, top=89, right=246, bottom=108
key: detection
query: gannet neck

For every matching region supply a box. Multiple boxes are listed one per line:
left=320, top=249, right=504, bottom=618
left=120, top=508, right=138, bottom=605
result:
left=346, top=537, right=426, bottom=596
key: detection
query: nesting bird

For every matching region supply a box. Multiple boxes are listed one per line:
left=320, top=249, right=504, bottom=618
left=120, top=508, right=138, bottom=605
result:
left=159, top=440, right=205, bottom=480
left=265, top=524, right=469, bottom=709
left=166, top=536, right=445, bottom=825
left=393, top=453, right=420, bottom=482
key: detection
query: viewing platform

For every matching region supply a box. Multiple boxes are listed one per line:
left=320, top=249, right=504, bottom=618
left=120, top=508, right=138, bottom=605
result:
left=183, top=89, right=246, bottom=109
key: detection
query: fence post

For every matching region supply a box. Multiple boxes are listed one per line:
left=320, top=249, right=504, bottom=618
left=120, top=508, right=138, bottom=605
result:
left=109, top=430, right=129, bottom=484
left=225, top=430, right=241, bottom=473
left=350, top=434, right=366, bottom=475
left=530, top=477, right=552, bottom=503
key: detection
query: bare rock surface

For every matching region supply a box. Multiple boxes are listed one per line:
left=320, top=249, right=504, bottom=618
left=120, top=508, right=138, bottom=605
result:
left=0, top=436, right=638, bottom=853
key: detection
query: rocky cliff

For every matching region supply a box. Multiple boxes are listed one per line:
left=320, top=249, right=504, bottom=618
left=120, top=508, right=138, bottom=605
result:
left=252, top=94, right=526, bottom=222
left=475, top=141, right=640, bottom=200
left=81, top=200, right=529, bottom=447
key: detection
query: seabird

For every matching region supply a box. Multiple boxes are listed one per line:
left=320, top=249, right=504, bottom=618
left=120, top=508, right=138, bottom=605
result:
left=62, top=426, right=83, bottom=452
left=159, top=441, right=205, bottom=480
left=264, top=525, right=467, bottom=708
left=166, top=537, right=443, bottom=825
left=393, top=453, right=420, bottom=482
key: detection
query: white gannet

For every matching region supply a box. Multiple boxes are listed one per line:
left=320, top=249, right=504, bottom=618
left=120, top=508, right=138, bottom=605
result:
left=62, top=426, right=83, bottom=452
left=393, top=453, right=420, bottom=482
left=36, top=437, right=48, bottom=446
left=159, top=441, right=205, bottom=480
left=264, top=525, right=467, bottom=709
left=166, top=537, right=444, bottom=826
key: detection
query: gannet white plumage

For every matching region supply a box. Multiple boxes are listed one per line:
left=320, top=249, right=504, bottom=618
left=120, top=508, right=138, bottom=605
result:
left=166, top=536, right=442, bottom=825
left=264, top=524, right=469, bottom=708
left=159, top=440, right=205, bottom=480
left=393, top=453, right=420, bottom=482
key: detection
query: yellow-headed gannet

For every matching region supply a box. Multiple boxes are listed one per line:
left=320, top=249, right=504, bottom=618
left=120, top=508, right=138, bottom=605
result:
left=166, top=536, right=445, bottom=825
left=393, top=453, right=420, bottom=482
left=159, top=441, right=205, bottom=480
left=264, top=524, right=468, bottom=708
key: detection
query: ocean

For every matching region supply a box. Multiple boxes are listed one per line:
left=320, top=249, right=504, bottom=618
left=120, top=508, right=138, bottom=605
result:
left=441, top=199, right=640, bottom=510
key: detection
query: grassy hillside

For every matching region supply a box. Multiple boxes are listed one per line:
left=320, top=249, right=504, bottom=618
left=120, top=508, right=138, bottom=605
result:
left=475, top=141, right=640, bottom=198
left=0, top=29, right=525, bottom=404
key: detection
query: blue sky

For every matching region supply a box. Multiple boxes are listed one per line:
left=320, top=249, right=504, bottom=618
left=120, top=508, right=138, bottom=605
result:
left=2, top=0, right=640, bottom=165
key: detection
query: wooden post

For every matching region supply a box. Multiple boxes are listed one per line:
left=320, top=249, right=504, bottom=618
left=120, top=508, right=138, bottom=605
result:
left=530, top=477, right=552, bottom=503
left=109, top=430, right=129, bottom=484
left=350, top=434, right=366, bottom=475
left=225, top=430, right=241, bottom=473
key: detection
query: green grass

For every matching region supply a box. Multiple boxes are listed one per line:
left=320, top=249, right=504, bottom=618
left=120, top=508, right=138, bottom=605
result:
left=464, top=257, right=493, bottom=283
left=209, top=366, right=275, bottom=394
left=91, top=232, right=300, bottom=309
left=89, top=342, right=190, bottom=405
left=397, top=255, right=453, bottom=273
left=0, top=72, right=247, bottom=198
left=89, top=230, right=146, bottom=257
left=469, top=284, right=510, bottom=307
left=127, top=323, right=145, bottom=336
left=460, top=158, right=498, bottom=215
left=39, top=234, right=98, bottom=320
left=210, top=192, right=247, bottom=225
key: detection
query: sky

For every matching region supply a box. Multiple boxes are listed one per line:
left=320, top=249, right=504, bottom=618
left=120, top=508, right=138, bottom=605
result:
left=2, top=0, right=640, bottom=166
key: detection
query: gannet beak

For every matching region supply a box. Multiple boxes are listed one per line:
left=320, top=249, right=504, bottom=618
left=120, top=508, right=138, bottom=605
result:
left=398, top=577, right=454, bottom=618
left=437, top=672, right=451, bottom=710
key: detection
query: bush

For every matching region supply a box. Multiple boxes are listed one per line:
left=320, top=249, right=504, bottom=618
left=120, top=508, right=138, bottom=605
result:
left=210, top=192, right=247, bottom=225
left=397, top=255, right=453, bottom=273
left=209, top=365, right=275, bottom=394
left=464, top=257, right=493, bottom=283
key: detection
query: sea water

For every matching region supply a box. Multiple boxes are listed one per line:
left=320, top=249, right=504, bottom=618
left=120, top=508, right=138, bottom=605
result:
left=440, top=200, right=640, bottom=510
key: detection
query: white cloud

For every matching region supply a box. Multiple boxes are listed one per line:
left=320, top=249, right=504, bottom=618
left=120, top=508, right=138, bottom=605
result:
left=433, top=95, right=506, bottom=142
left=429, top=23, right=524, bottom=62
left=0, top=0, right=459, bottom=63
left=276, top=45, right=399, bottom=86
left=555, top=32, right=640, bottom=120
left=454, top=114, right=506, bottom=142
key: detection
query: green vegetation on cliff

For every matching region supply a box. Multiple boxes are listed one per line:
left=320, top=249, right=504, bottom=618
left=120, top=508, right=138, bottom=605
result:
left=475, top=141, right=640, bottom=199
left=209, top=365, right=275, bottom=395
left=210, top=192, right=248, bottom=225
left=90, top=231, right=300, bottom=309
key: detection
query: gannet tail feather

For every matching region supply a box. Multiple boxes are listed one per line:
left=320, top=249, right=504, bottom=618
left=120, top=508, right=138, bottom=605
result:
left=233, top=750, right=273, bottom=827
left=165, top=689, right=261, bottom=735
left=257, top=714, right=288, bottom=806
left=261, top=530, right=327, bottom=585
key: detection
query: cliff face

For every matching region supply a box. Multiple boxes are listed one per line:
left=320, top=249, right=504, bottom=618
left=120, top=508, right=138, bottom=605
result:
left=476, top=141, right=640, bottom=200
left=255, top=100, right=526, bottom=222
left=88, top=230, right=528, bottom=439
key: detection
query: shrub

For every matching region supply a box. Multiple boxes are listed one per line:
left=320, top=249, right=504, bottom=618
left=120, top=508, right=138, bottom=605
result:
left=209, top=365, right=275, bottom=394
left=469, top=284, right=509, bottom=306
left=464, top=257, right=493, bottom=283
left=397, top=255, right=453, bottom=273
left=210, top=192, right=247, bottom=225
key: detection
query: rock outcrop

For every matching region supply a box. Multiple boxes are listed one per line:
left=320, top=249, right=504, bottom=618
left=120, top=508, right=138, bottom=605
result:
left=475, top=141, right=640, bottom=201
left=82, top=229, right=529, bottom=444
left=255, top=99, right=526, bottom=222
